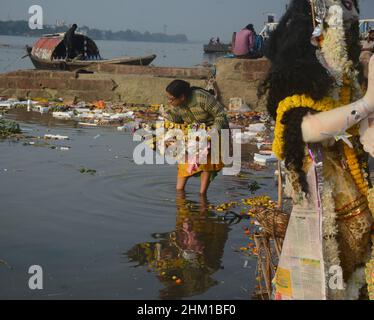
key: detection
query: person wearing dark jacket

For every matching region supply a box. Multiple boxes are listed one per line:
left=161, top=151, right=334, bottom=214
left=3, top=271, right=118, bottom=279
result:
left=63, top=24, right=77, bottom=60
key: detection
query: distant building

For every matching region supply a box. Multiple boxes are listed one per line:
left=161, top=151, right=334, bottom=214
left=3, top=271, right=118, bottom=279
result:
left=55, top=20, right=66, bottom=27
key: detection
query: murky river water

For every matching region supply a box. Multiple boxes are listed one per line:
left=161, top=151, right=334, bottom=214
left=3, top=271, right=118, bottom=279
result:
left=0, top=35, right=225, bottom=73
left=0, top=109, right=277, bottom=299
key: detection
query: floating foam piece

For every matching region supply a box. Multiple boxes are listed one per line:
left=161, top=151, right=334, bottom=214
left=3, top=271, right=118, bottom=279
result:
left=0, top=102, right=13, bottom=108
left=234, top=131, right=258, bottom=144
left=52, top=111, right=74, bottom=119
left=246, top=123, right=266, bottom=133
left=78, top=122, right=98, bottom=127
left=254, top=152, right=278, bottom=165
left=44, top=134, right=69, bottom=140
left=74, top=108, right=91, bottom=113
left=32, top=105, right=50, bottom=113
left=257, top=142, right=273, bottom=149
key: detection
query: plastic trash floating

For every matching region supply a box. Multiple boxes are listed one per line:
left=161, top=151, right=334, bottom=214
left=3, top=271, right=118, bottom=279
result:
left=44, top=134, right=69, bottom=140
left=253, top=152, right=278, bottom=165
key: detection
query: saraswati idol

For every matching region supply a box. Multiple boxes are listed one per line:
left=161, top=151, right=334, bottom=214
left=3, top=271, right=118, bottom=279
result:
left=259, top=0, right=374, bottom=299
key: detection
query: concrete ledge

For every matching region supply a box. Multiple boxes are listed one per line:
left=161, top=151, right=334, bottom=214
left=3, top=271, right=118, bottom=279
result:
left=87, top=64, right=213, bottom=79
left=0, top=58, right=270, bottom=110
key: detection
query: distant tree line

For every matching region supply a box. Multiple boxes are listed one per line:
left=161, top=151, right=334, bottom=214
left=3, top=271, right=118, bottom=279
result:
left=0, top=20, right=188, bottom=43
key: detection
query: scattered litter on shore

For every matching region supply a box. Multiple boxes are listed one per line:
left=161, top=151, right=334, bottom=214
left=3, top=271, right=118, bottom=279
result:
left=1, top=96, right=279, bottom=174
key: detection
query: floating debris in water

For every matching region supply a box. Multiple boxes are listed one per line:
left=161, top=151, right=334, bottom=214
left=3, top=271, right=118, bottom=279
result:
left=248, top=181, right=261, bottom=194
left=0, top=259, right=12, bottom=269
left=44, top=134, right=69, bottom=140
left=0, top=119, right=21, bottom=137
left=79, top=167, right=97, bottom=175
left=253, top=152, right=277, bottom=165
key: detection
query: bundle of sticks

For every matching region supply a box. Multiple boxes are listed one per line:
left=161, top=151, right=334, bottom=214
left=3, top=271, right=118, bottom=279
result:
left=252, top=161, right=290, bottom=300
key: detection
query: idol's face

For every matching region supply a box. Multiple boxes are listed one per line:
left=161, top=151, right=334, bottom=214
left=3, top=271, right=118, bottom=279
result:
left=340, top=0, right=359, bottom=29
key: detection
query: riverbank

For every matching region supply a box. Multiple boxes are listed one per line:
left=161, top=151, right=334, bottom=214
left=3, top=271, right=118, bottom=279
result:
left=0, top=58, right=270, bottom=110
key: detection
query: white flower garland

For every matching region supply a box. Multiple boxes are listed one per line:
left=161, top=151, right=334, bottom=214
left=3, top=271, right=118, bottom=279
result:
left=319, top=3, right=362, bottom=101
left=321, top=179, right=346, bottom=299
left=317, top=2, right=367, bottom=299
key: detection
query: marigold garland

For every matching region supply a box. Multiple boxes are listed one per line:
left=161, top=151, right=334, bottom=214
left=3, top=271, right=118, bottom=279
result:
left=340, top=78, right=370, bottom=197
left=272, top=94, right=338, bottom=160
left=343, top=144, right=369, bottom=196
left=272, top=93, right=370, bottom=197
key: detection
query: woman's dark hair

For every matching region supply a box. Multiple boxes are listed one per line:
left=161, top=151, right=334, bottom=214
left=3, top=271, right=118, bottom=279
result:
left=245, top=24, right=254, bottom=32
left=166, top=79, right=214, bottom=98
left=257, top=0, right=361, bottom=194
left=166, top=80, right=191, bottom=98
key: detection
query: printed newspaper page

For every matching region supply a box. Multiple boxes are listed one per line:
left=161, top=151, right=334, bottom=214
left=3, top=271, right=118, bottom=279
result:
left=275, top=164, right=326, bottom=300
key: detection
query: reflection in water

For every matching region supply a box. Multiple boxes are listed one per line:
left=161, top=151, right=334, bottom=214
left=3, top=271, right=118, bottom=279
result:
left=126, top=192, right=231, bottom=299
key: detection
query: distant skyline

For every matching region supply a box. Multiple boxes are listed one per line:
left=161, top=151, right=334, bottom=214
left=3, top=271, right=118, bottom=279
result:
left=0, top=0, right=373, bottom=41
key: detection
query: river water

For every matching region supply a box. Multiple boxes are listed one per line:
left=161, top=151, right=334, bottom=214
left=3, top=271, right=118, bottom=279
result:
left=0, top=35, right=225, bottom=73
left=0, top=35, right=275, bottom=300
left=0, top=109, right=277, bottom=299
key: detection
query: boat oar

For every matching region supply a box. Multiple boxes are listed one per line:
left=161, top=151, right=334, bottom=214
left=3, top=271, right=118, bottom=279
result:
left=21, top=45, right=32, bottom=59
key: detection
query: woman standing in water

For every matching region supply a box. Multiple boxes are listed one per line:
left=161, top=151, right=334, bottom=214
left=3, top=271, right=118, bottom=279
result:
left=162, top=80, right=229, bottom=195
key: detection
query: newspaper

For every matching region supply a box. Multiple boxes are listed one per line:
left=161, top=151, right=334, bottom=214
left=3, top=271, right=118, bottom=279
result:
left=274, top=156, right=327, bottom=300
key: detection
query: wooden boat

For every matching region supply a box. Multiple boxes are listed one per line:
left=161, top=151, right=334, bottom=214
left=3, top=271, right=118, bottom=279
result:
left=26, top=33, right=157, bottom=71
left=203, top=43, right=231, bottom=54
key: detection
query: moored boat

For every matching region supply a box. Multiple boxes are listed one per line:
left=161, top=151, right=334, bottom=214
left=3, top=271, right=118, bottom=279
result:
left=26, top=33, right=157, bottom=71
left=203, top=43, right=231, bottom=54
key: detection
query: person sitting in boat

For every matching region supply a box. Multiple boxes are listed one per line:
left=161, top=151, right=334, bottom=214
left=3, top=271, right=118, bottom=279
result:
left=63, top=23, right=78, bottom=60
left=162, top=80, right=229, bottom=195
left=216, top=37, right=220, bottom=44
left=209, top=37, right=215, bottom=44
left=232, top=24, right=256, bottom=58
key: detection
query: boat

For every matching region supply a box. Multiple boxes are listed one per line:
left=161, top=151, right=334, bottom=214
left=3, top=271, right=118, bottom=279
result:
left=258, top=19, right=374, bottom=41
left=203, top=43, right=231, bottom=54
left=259, top=22, right=278, bottom=41
left=359, top=19, right=374, bottom=40
left=26, top=33, right=157, bottom=71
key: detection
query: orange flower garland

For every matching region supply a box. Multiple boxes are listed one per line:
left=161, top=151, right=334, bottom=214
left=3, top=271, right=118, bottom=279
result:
left=272, top=79, right=370, bottom=197
left=272, top=95, right=338, bottom=160
left=343, top=144, right=369, bottom=196
left=340, top=78, right=370, bottom=197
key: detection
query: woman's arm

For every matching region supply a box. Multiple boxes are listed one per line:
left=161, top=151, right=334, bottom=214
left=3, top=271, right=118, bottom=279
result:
left=301, top=56, right=374, bottom=143
left=204, top=94, right=229, bottom=131
left=160, top=105, right=184, bottom=124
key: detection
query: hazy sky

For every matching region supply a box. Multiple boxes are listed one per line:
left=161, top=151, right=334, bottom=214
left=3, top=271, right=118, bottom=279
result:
left=1, top=0, right=374, bottom=41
